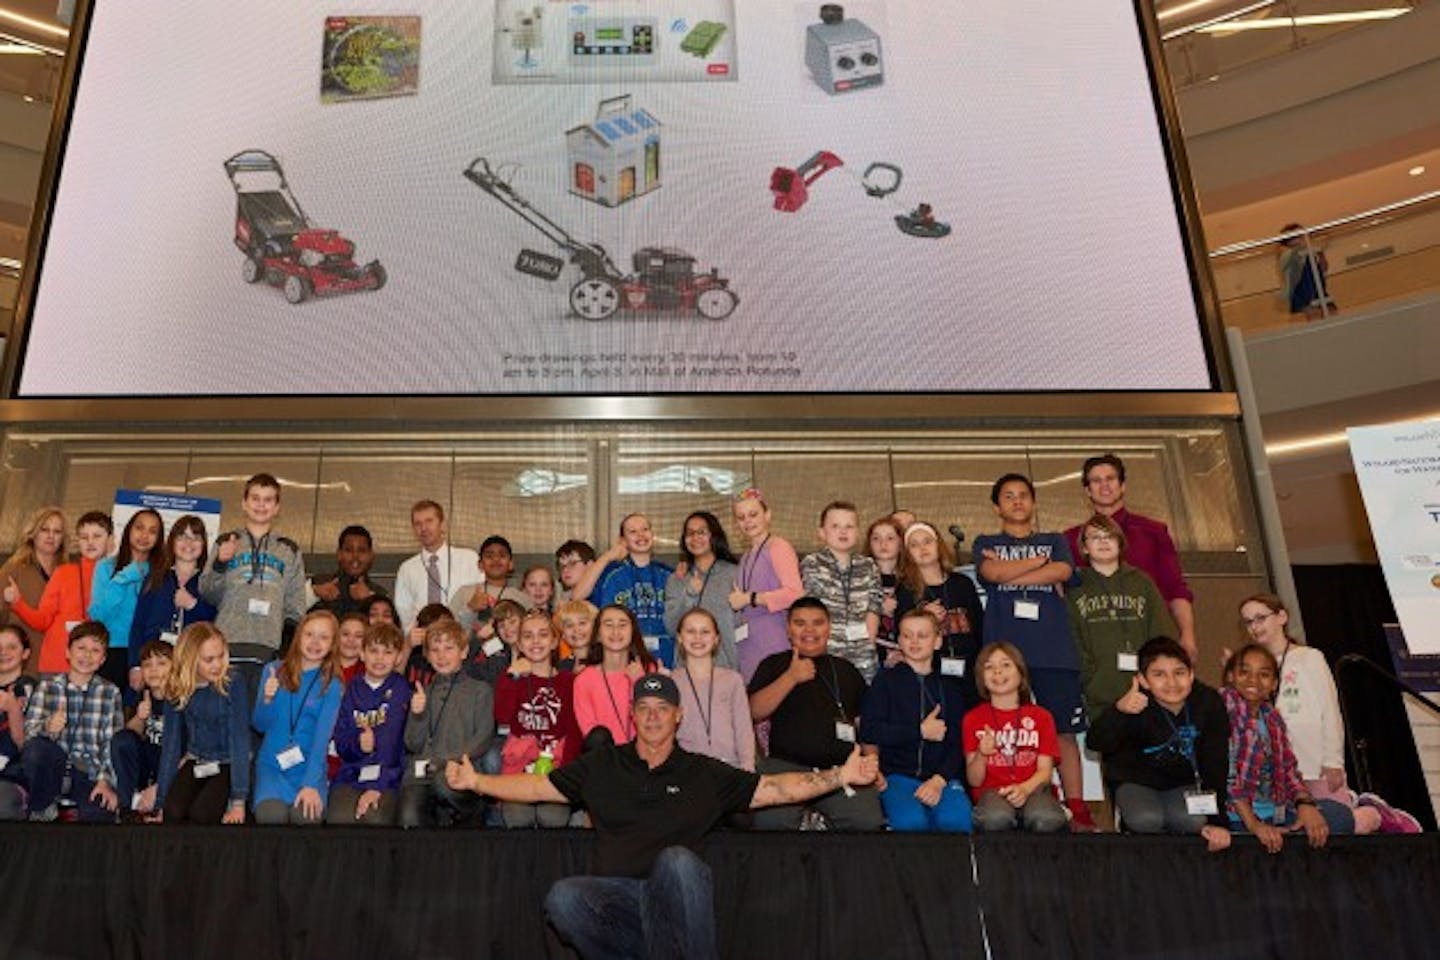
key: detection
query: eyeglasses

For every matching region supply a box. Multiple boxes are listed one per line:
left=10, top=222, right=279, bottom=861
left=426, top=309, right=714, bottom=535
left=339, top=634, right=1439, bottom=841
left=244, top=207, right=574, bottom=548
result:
left=176, top=531, right=206, bottom=542
left=1241, top=612, right=1275, bottom=628
left=1083, top=532, right=1116, bottom=543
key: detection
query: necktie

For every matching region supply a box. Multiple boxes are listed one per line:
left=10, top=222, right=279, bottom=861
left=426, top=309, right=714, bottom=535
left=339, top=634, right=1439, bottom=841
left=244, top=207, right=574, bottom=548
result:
left=426, top=553, right=442, bottom=603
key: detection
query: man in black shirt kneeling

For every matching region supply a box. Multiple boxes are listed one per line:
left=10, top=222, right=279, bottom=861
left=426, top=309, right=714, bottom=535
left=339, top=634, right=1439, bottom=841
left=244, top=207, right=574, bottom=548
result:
left=446, top=672, right=878, bottom=959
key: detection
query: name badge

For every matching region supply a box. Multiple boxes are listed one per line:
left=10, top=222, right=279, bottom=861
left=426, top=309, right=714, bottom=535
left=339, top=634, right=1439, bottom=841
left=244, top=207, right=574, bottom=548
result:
left=327, top=740, right=339, bottom=758
left=843, top=622, right=869, bottom=642
left=275, top=744, right=305, bottom=770
left=642, top=635, right=661, bottom=653
left=0, top=755, right=8, bottom=772
left=414, top=759, right=431, bottom=778
left=358, top=764, right=382, bottom=783
left=1185, top=790, right=1219, bottom=817
left=248, top=598, right=272, bottom=616
left=160, top=632, right=180, bottom=644
left=482, top=637, right=504, bottom=657
left=193, top=760, right=221, bottom=779
left=834, top=721, right=857, bottom=743
left=1014, top=599, right=1040, bottom=621
left=1117, top=652, right=1139, bottom=672
left=734, top=623, right=749, bottom=643
left=496, top=724, right=511, bottom=738
left=940, top=657, right=965, bottom=678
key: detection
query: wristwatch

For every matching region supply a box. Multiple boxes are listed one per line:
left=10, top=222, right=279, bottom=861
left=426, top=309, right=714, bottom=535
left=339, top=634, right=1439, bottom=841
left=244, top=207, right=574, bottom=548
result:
left=1295, top=796, right=1316, bottom=807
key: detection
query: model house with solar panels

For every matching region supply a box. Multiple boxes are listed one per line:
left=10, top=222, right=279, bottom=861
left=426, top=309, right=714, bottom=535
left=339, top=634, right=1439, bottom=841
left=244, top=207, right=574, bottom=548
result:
left=565, top=94, right=660, bottom=207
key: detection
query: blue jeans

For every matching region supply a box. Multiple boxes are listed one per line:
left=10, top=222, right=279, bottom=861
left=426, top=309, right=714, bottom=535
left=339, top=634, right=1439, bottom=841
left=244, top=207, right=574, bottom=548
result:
left=880, top=774, right=973, bottom=832
left=545, top=846, right=716, bottom=960
left=110, top=729, right=161, bottom=811
left=17, top=737, right=115, bottom=822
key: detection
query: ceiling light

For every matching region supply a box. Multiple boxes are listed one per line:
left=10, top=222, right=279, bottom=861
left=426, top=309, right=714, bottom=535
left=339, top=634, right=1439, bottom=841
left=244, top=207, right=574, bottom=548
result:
left=0, top=30, right=64, bottom=55
left=0, top=41, right=42, bottom=55
left=1410, top=165, right=1427, bottom=176
left=1161, top=1, right=1275, bottom=39
left=0, top=8, right=69, bottom=38
left=1156, top=0, right=1229, bottom=21
left=1200, top=9, right=1411, bottom=33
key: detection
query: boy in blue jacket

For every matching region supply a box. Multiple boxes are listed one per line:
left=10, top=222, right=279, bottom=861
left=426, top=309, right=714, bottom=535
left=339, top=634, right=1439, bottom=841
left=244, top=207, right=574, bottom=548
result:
left=327, top=621, right=412, bottom=826
left=860, top=609, right=972, bottom=832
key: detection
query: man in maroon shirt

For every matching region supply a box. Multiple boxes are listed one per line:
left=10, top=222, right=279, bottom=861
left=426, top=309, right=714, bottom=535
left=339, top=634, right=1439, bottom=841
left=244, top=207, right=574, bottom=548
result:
left=1063, top=454, right=1196, bottom=659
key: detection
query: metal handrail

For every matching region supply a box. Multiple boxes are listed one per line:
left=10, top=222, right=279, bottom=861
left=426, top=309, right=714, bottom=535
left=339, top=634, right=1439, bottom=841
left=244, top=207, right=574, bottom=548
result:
left=1333, top=652, right=1440, bottom=795
left=1209, top=190, right=1440, bottom=258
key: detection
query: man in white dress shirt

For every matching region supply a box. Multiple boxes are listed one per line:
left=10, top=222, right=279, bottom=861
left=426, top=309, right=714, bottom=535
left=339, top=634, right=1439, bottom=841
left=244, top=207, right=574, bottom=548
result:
left=394, top=500, right=482, bottom=631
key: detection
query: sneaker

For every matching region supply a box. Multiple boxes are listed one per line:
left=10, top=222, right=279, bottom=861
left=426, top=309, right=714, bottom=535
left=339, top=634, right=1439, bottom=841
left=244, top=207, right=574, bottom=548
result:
left=1357, top=793, right=1422, bottom=834
left=28, top=802, right=58, bottom=822
left=1066, top=798, right=1100, bottom=833
left=799, top=809, right=829, bottom=832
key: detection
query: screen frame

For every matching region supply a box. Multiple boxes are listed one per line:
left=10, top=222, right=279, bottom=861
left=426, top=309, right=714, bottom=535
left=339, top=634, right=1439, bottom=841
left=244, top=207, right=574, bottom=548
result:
left=1, top=0, right=1231, bottom=416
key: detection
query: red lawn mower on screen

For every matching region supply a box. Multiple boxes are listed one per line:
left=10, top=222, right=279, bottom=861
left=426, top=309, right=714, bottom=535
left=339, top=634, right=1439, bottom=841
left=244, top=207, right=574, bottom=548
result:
left=224, top=150, right=386, bottom=304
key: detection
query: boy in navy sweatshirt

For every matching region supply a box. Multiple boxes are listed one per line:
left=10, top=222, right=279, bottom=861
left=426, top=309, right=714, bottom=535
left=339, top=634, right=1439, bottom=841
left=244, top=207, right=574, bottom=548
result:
left=327, top=621, right=412, bottom=826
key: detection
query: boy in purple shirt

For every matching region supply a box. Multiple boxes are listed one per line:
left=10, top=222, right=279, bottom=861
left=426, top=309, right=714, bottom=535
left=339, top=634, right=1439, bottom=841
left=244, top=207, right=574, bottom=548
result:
left=327, top=621, right=411, bottom=826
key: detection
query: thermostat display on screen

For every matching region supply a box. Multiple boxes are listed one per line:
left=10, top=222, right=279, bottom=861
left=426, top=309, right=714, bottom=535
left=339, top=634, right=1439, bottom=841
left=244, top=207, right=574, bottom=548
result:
left=494, top=0, right=738, bottom=84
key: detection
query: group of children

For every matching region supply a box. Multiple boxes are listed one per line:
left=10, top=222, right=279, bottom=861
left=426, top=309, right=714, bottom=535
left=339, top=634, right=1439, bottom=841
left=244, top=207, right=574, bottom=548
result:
left=0, top=469, right=1421, bottom=843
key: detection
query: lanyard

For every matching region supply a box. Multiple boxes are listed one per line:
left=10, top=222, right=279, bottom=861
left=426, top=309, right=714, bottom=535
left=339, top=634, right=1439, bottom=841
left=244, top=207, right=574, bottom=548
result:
left=170, top=570, right=188, bottom=633
left=287, top=669, right=321, bottom=743
left=425, top=673, right=458, bottom=744
left=690, top=558, right=716, bottom=610
left=815, top=657, right=848, bottom=722
left=916, top=670, right=944, bottom=776
left=1155, top=702, right=1201, bottom=787
left=33, top=558, right=51, bottom=584
left=246, top=532, right=270, bottom=585
left=599, top=664, right=635, bottom=739
left=681, top=667, right=715, bottom=742
left=739, top=535, right=770, bottom=592
left=839, top=555, right=854, bottom=618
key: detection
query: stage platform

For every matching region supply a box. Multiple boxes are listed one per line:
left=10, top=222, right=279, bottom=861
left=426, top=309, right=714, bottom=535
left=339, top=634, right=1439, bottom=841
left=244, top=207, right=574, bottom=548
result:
left=1, top=826, right=1436, bottom=959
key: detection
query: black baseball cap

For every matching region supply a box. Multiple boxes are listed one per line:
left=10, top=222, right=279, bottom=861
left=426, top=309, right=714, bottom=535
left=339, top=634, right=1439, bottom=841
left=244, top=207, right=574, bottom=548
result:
left=634, top=673, right=680, bottom=707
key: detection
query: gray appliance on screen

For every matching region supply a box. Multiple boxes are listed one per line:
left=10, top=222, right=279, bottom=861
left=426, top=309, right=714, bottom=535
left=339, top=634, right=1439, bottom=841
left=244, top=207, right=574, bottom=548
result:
left=805, top=5, right=883, bottom=95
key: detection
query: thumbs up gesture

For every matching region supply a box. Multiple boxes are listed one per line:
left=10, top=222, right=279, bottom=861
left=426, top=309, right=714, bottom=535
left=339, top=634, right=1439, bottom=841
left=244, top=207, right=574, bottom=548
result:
left=46, top=698, right=67, bottom=735
left=1116, top=675, right=1149, bottom=715
left=358, top=719, right=376, bottom=754
left=216, top=533, right=239, bottom=564
left=920, top=704, right=946, bottom=742
left=977, top=726, right=998, bottom=757
left=411, top=682, right=427, bottom=715
left=137, top=689, right=152, bottom=723
left=446, top=753, right=480, bottom=794
left=263, top=671, right=280, bottom=704
left=786, top=649, right=816, bottom=685
left=840, top=745, right=878, bottom=787
left=2, top=576, right=18, bottom=604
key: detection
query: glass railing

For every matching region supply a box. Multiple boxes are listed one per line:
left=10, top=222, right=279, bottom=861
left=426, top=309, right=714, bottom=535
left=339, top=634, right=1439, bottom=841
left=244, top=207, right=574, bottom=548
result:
left=1209, top=190, right=1440, bottom=331
left=1160, top=0, right=1423, bottom=88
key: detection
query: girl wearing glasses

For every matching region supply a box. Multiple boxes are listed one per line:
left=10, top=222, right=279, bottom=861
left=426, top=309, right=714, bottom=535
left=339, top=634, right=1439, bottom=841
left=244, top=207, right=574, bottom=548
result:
left=1067, top=513, right=1174, bottom=725
left=131, top=515, right=216, bottom=659
left=1237, top=593, right=1419, bottom=833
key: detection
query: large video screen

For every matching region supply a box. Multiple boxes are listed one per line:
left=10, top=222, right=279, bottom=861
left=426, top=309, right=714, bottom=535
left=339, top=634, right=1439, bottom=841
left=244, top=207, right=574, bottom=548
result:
left=15, top=0, right=1214, bottom=396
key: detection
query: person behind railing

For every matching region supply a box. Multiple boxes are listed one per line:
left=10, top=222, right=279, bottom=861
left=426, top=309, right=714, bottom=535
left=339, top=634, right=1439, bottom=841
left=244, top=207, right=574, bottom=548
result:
left=1277, top=223, right=1336, bottom=321
left=1237, top=594, right=1419, bottom=833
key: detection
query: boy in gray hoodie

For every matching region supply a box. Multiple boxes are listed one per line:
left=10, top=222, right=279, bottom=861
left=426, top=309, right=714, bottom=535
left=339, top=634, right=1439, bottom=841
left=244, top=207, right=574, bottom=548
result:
left=199, top=473, right=307, bottom=698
